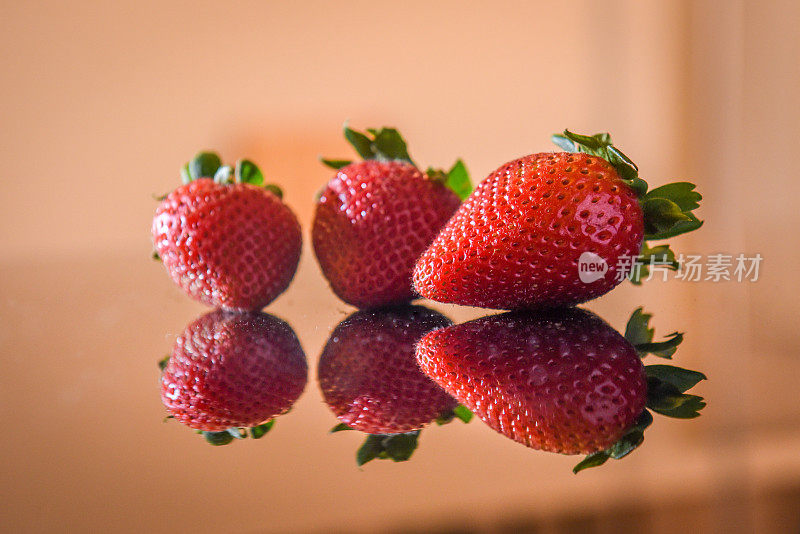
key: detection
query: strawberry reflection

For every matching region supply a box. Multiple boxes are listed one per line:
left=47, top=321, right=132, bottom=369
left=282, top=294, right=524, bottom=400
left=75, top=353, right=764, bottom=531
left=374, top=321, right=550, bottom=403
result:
left=160, top=310, right=307, bottom=445
left=416, top=307, right=706, bottom=472
left=318, top=305, right=471, bottom=465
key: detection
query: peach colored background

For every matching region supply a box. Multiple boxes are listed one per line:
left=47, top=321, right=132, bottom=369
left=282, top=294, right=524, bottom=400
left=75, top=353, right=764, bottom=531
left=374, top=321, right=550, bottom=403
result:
left=1, top=1, right=799, bottom=532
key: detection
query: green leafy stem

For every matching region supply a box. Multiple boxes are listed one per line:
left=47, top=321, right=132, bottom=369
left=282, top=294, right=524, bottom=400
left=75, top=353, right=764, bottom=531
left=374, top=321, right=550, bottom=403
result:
left=198, top=421, right=276, bottom=446
left=320, top=124, right=473, bottom=200
left=628, top=242, right=681, bottom=285
left=330, top=405, right=473, bottom=466
left=179, top=151, right=283, bottom=199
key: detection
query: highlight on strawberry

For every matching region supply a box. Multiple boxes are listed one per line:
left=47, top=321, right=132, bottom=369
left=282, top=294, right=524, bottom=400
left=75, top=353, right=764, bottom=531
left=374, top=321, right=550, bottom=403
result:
left=160, top=311, right=308, bottom=446
left=317, top=306, right=472, bottom=465
left=415, top=307, right=705, bottom=473
left=152, top=152, right=302, bottom=311
left=312, top=125, right=472, bottom=309
left=413, top=129, right=703, bottom=310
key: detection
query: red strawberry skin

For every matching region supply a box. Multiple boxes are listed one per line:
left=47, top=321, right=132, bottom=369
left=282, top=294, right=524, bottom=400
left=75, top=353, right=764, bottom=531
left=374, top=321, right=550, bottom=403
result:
left=318, top=305, right=458, bottom=434
left=312, top=160, right=461, bottom=308
left=152, top=178, right=302, bottom=311
left=413, top=152, right=644, bottom=309
left=416, top=308, right=647, bottom=454
left=161, top=310, right=307, bottom=431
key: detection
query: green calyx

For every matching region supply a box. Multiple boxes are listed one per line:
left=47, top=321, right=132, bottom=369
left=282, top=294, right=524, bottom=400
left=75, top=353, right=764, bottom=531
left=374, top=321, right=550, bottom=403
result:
left=321, top=124, right=415, bottom=168
left=641, top=183, right=703, bottom=240
left=628, top=242, right=681, bottom=285
left=180, top=151, right=283, bottom=198
left=573, top=409, right=653, bottom=473
left=551, top=129, right=703, bottom=246
left=199, top=420, right=275, bottom=446
left=573, top=308, right=706, bottom=473
left=552, top=130, right=646, bottom=195
left=330, top=405, right=472, bottom=466
left=356, top=431, right=421, bottom=466
left=645, top=370, right=707, bottom=418
left=434, top=404, right=474, bottom=425
left=426, top=159, right=473, bottom=201
left=182, top=152, right=222, bottom=184
left=320, top=124, right=473, bottom=199
left=624, top=306, right=684, bottom=359
left=330, top=423, right=420, bottom=464
left=329, top=422, right=353, bottom=433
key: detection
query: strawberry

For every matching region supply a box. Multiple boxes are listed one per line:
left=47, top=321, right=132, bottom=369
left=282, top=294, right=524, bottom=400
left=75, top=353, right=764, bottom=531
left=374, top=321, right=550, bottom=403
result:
left=416, top=307, right=706, bottom=472
left=312, top=126, right=470, bottom=308
left=413, top=130, right=703, bottom=310
left=318, top=305, right=470, bottom=464
left=152, top=153, right=302, bottom=311
left=160, top=310, right=307, bottom=445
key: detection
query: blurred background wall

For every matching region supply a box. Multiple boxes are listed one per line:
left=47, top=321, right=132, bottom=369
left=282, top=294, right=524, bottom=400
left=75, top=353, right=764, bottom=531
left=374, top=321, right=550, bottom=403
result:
left=1, top=0, right=696, bottom=259
left=1, top=0, right=799, bottom=532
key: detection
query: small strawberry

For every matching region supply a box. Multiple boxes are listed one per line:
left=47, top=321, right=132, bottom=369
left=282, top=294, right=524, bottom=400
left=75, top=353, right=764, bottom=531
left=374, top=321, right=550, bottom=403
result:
left=416, top=307, right=706, bottom=472
left=413, top=130, right=703, bottom=309
left=160, top=310, right=307, bottom=445
left=318, top=305, right=470, bottom=465
left=152, top=153, right=302, bottom=311
left=312, top=126, right=470, bottom=308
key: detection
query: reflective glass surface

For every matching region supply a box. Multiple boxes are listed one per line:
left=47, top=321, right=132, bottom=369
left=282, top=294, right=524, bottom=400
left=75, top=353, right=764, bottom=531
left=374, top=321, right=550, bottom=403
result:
left=8, top=252, right=792, bottom=533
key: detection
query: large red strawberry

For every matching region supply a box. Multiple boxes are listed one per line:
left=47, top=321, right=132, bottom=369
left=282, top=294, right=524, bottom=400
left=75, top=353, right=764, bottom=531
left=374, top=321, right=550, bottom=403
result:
left=318, top=305, right=470, bottom=464
left=413, top=130, right=703, bottom=309
left=312, top=126, right=469, bottom=308
left=160, top=310, right=307, bottom=445
left=153, top=153, right=302, bottom=311
left=416, top=307, right=706, bottom=472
